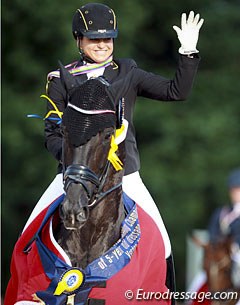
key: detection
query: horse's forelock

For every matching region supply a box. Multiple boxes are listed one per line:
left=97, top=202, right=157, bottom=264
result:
left=62, top=79, right=116, bottom=147
left=69, top=78, right=115, bottom=111
left=62, top=108, right=115, bottom=146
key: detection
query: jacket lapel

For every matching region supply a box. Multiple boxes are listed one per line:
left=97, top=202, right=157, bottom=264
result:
left=103, top=61, right=119, bottom=82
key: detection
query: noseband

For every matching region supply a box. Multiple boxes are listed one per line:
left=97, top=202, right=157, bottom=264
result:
left=63, top=161, right=121, bottom=209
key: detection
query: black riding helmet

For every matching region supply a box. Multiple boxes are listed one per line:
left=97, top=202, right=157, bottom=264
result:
left=72, top=3, right=118, bottom=39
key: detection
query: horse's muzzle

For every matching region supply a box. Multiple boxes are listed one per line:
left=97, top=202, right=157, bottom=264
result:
left=59, top=199, right=90, bottom=230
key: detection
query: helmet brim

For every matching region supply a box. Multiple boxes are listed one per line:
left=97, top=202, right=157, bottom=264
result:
left=82, top=30, right=118, bottom=39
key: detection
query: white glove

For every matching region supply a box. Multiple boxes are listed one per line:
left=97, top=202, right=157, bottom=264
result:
left=173, top=11, right=204, bottom=55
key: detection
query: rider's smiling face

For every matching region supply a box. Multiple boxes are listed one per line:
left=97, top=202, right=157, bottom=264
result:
left=79, top=37, right=113, bottom=63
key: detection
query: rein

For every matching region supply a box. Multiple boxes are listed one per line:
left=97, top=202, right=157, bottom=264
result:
left=63, top=161, right=122, bottom=209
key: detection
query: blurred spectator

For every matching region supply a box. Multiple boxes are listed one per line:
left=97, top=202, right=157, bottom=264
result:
left=208, top=167, right=240, bottom=288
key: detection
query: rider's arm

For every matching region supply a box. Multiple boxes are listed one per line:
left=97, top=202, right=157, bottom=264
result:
left=135, top=10, right=203, bottom=102
left=134, top=54, right=200, bottom=101
left=44, top=77, right=67, bottom=164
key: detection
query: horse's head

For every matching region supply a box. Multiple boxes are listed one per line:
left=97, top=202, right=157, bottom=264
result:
left=193, top=235, right=233, bottom=292
left=59, top=64, right=124, bottom=230
left=204, top=238, right=233, bottom=292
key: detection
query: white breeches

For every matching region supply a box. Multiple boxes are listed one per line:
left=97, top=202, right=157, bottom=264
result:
left=122, top=172, right=171, bottom=258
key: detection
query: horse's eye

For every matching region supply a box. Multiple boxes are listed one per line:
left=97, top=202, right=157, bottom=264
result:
left=104, top=132, right=112, bottom=140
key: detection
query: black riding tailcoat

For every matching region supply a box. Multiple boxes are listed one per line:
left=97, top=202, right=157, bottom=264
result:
left=45, top=55, right=200, bottom=175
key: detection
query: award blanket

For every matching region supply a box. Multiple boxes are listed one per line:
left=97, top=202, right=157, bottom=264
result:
left=4, top=193, right=169, bottom=305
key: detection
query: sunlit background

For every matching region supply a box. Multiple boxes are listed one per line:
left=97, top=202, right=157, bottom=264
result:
left=2, top=0, right=240, bottom=297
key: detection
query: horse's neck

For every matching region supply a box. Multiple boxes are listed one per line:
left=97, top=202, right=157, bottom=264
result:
left=82, top=191, right=125, bottom=264
left=208, top=268, right=232, bottom=293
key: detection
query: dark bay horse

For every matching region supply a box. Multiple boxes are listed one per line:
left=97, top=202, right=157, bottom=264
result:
left=4, top=66, right=170, bottom=305
left=53, top=70, right=125, bottom=269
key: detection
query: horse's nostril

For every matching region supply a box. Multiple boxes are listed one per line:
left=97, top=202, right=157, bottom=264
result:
left=77, top=212, right=86, bottom=222
left=77, top=208, right=89, bottom=222
left=80, top=211, right=85, bottom=218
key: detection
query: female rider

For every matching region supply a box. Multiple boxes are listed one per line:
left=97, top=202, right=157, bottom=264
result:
left=24, top=2, right=204, bottom=295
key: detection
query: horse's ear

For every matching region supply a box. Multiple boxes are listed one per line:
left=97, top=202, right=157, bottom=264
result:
left=58, top=61, right=78, bottom=92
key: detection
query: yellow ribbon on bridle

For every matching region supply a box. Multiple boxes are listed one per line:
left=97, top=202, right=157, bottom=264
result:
left=107, top=125, right=125, bottom=171
left=41, top=94, right=63, bottom=120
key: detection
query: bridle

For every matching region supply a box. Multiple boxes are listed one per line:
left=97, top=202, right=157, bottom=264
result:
left=63, top=159, right=122, bottom=210
left=23, top=140, right=122, bottom=254
left=62, top=76, right=124, bottom=211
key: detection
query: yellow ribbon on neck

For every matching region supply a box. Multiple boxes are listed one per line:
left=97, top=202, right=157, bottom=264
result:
left=107, top=132, right=123, bottom=171
left=115, top=124, right=125, bottom=141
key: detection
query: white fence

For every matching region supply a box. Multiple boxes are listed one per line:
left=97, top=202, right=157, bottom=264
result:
left=186, top=229, right=209, bottom=291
